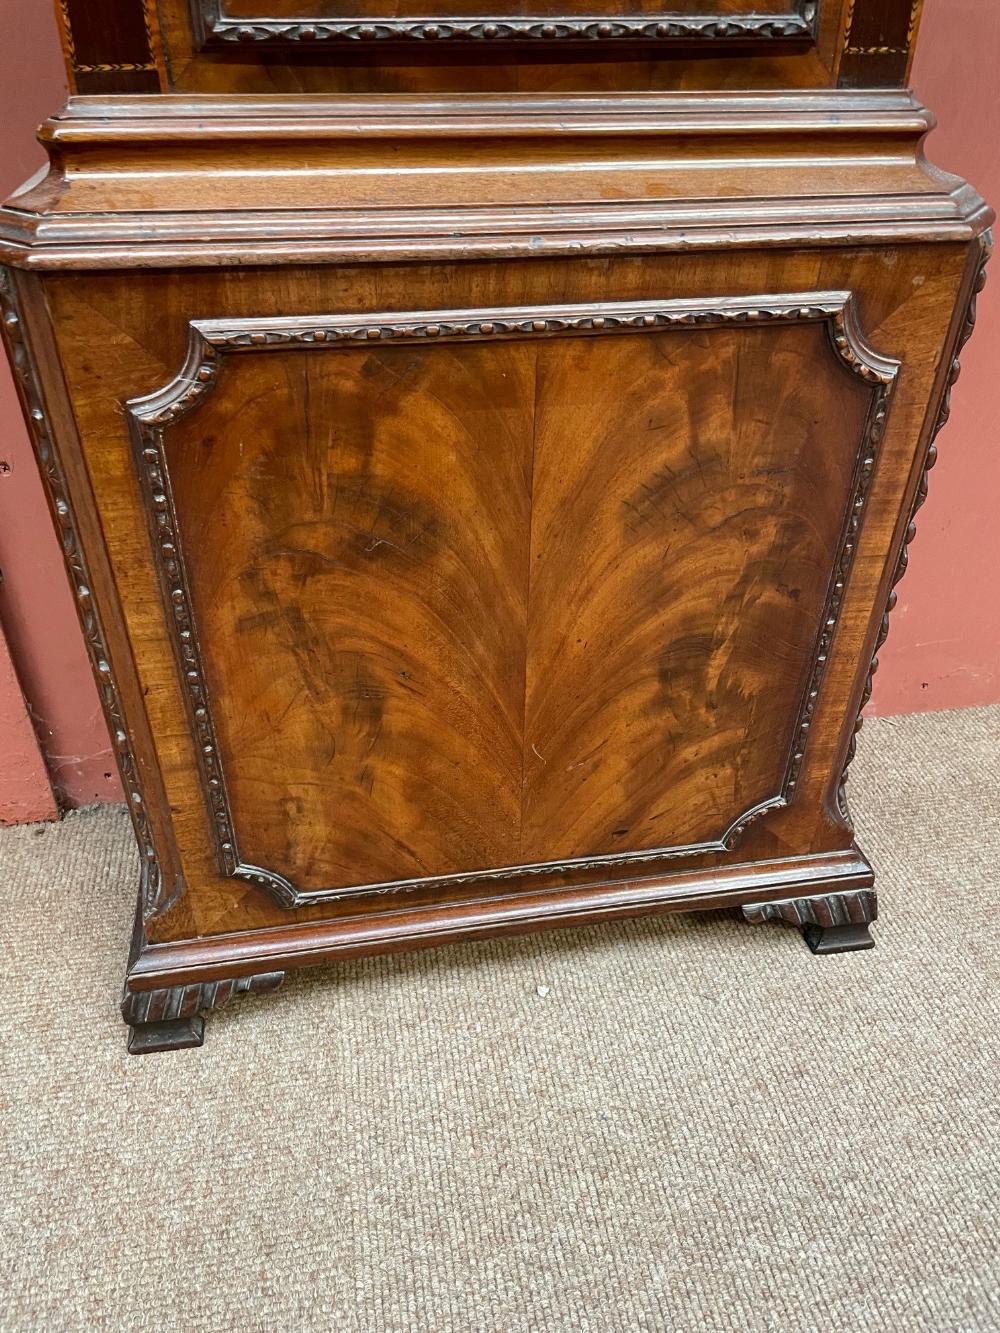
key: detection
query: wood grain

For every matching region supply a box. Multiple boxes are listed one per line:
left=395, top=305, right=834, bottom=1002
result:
left=47, top=1, right=926, bottom=98
left=29, top=231, right=980, bottom=939
left=161, top=335, right=532, bottom=892
left=521, top=317, right=871, bottom=861
left=122, top=294, right=891, bottom=905
left=2, top=91, right=986, bottom=272
left=55, top=0, right=162, bottom=93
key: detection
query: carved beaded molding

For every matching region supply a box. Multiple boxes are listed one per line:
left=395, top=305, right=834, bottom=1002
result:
left=195, top=0, right=818, bottom=45
left=837, top=230, right=992, bottom=825
left=0, top=267, right=166, bottom=919
left=127, top=292, right=896, bottom=909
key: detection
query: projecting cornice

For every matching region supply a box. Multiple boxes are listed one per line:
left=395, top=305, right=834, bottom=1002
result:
left=0, top=90, right=992, bottom=268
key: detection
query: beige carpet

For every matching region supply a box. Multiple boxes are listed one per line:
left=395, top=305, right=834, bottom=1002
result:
left=1, top=706, right=998, bottom=1332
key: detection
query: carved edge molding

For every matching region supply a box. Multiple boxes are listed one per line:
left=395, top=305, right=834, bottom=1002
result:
left=127, top=291, right=896, bottom=909
left=784, top=298, right=896, bottom=801
left=121, top=971, right=285, bottom=1026
left=196, top=0, right=817, bottom=46
left=0, top=269, right=166, bottom=918
left=837, top=230, right=992, bottom=824
left=741, top=887, right=877, bottom=928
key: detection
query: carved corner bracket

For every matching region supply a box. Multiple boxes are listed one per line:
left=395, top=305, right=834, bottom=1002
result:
left=127, top=291, right=895, bottom=909
left=194, top=0, right=818, bottom=47
left=122, top=971, right=285, bottom=1052
left=837, top=230, right=993, bottom=824
left=742, top=887, right=877, bottom=952
left=742, top=887, right=877, bottom=928
left=0, top=268, right=167, bottom=919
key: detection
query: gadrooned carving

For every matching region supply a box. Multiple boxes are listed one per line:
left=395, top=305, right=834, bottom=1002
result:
left=837, top=231, right=992, bottom=824
left=127, top=291, right=897, bottom=908
left=121, top=971, right=285, bottom=1026
left=195, top=0, right=818, bottom=45
left=741, top=887, right=877, bottom=928
left=0, top=267, right=165, bottom=919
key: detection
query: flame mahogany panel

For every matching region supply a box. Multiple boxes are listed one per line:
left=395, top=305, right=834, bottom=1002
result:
left=128, top=302, right=879, bottom=901
left=32, top=234, right=980, bottom=941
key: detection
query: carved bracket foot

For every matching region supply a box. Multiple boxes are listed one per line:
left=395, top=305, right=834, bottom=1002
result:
left=122, top=971, right=285, bottom=1055
left=741, top=888, right=877, bottom=955
left=803, top=920, right=875, bottom=954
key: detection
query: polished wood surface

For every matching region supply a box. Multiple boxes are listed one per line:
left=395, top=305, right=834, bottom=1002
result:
left=54, top=0, right=161, bottom=94
left=516, top=311, right=878, bottom=863
left=160, top=0, right=844, bottom=93
left=36, top=235, right=972, bottom=931
left=0, top=79, right=989, bottom=1047
left=3, top=91, right=986, bottom=268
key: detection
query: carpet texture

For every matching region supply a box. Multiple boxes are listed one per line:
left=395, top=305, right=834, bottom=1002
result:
left=1, top=706, right=998, bottom=1332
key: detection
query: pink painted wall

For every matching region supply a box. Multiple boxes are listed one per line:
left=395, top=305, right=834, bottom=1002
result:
left=0, top=628, right=57, bottom=825
left=0, top=0, right=124, bottom=809
left=873, top=0, right=1000, bottom=714
left=0, top=0, right=996, bottom=818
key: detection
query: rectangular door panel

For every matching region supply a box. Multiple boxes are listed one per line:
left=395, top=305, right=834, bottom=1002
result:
left=128, top=293, right=894, bottom=905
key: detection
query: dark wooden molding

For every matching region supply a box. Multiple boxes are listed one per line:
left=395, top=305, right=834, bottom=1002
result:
left=193, top=0, right=818, bottom=47
left=0, top=267, right=165, bottom=919
left=742, top=886, right=876, bottom=927
left=127, top=847, right=876, bottom=989
left=837, top=228, right=993, bottom=825
left=122, top=971, right=285, bottom=1023
left=121, top=851, right=872, bottom=1045
left=127, top=292, right=896, bottom=909
left=123, top=971, right=285, bottom=1053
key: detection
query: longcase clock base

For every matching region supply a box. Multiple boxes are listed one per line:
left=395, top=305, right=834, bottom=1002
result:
left=0, top=92, right=987, bottom=1058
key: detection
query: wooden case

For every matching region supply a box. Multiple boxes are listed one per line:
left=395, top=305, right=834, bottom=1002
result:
left=2, top=0, right=993, bottom=1051
left=0, top=87, right=990, bottom=1051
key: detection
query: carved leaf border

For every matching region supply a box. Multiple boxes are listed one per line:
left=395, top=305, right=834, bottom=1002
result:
left=195, top=0, right=818, bottom=45
left=128, top=291, right=896, bottom=909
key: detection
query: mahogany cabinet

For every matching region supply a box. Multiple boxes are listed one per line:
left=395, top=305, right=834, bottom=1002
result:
left=0, top=3, right=991, bottom=1051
